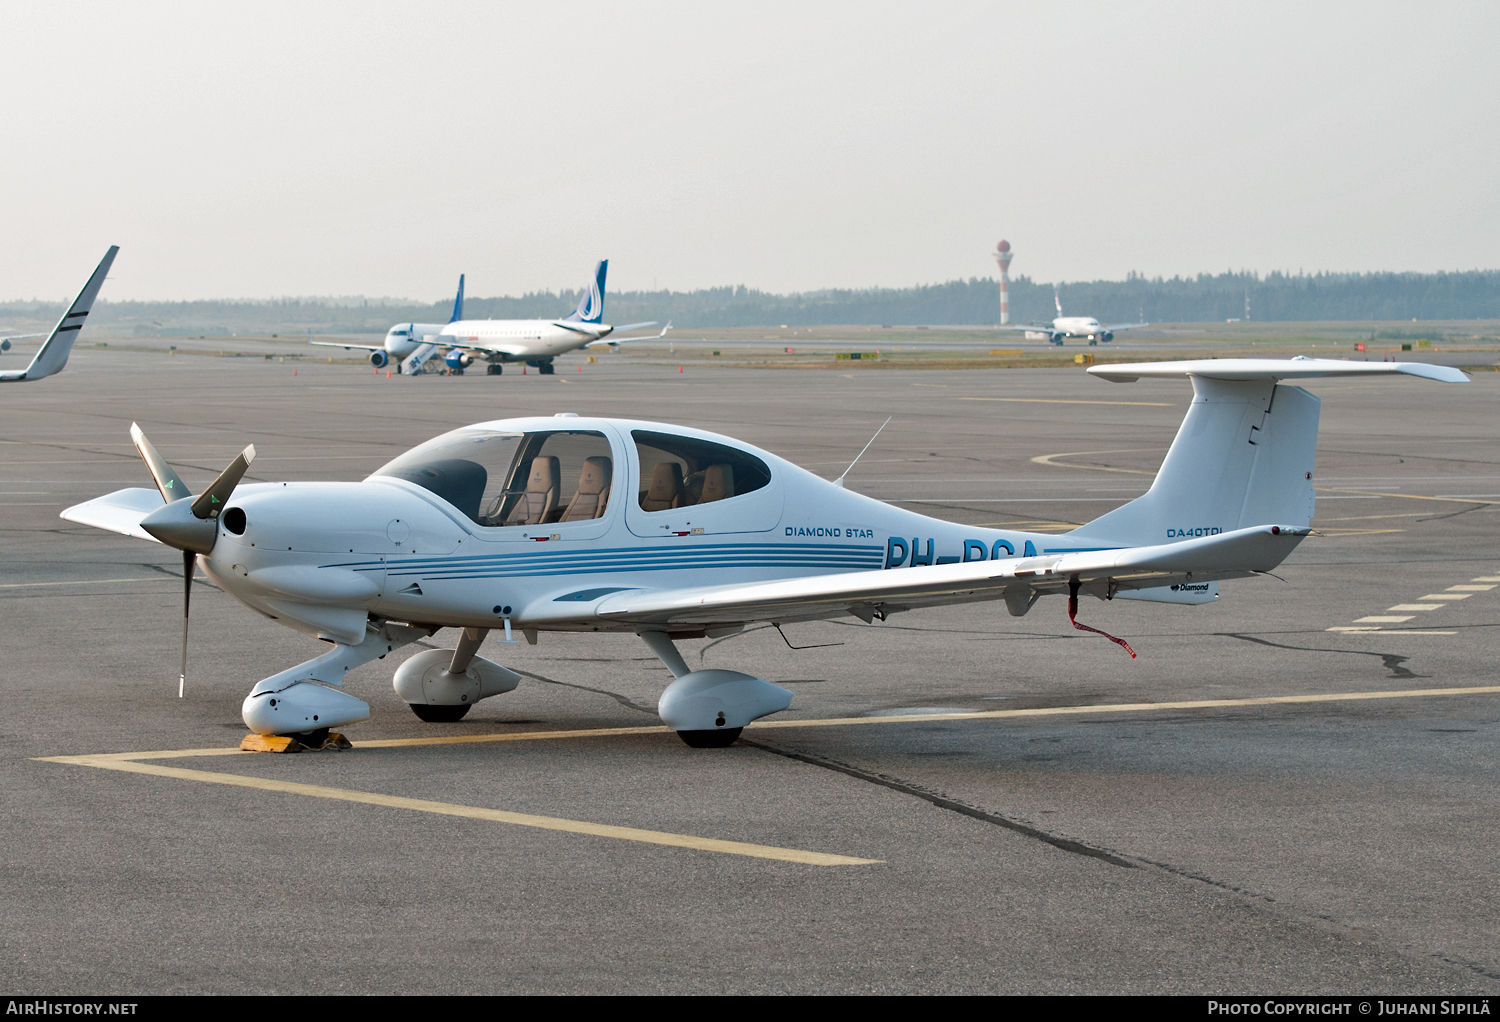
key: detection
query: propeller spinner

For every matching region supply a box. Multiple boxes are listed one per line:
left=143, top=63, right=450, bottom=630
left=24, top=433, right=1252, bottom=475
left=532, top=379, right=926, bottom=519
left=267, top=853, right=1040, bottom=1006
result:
left=131, top=423, right=256, bottom=697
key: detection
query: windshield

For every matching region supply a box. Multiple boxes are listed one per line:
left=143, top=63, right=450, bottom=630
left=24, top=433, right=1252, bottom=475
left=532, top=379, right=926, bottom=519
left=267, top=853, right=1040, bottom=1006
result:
left=370, top=429, right=525, bottom=524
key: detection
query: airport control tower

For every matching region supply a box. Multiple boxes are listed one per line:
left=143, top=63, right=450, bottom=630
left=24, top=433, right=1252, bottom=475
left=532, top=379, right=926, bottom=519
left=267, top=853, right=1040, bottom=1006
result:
left=992, top=240, right=1013, bottom=324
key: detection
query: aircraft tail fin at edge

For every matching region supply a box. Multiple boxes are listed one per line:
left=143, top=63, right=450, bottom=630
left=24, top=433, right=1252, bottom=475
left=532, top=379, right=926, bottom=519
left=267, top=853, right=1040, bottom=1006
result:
left=563, top=259, right=607, bottom=324
left=449, top=274, right=465, bottom=323
left=7, top=246, right=118, bottom=382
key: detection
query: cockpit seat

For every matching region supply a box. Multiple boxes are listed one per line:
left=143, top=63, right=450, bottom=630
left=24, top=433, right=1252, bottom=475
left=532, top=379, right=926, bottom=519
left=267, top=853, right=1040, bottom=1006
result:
left=504, top=456, right=560, bottom=526
left=560, top=456, right=612, bottom=521
left=698, top=463, right=735, bottom=503
left=641, top=462, right=684, bottom=512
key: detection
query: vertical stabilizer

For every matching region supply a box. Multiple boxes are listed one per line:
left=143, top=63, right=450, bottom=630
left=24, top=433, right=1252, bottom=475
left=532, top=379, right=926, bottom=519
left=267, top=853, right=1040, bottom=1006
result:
left=1071, top=377, right=1319, bottom=546
left=564, top=260, right=607, bottom=323
left=449, top=274, right=465, bottom=323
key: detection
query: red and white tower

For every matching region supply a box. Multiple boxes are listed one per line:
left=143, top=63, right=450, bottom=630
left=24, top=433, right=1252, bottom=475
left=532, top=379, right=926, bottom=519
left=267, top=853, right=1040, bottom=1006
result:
left=992, top=240, right=1014, bottom=324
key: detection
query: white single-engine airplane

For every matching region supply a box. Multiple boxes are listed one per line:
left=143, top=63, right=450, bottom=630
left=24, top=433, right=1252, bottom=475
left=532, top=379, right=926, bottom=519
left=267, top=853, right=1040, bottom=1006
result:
left=1003, top=288, right=1147, bottom=346
left=435, top=259, right=665, bottom=376
left=1, top=246, right=119, bottom=383
left=61, top=357, right=1463, bottom=750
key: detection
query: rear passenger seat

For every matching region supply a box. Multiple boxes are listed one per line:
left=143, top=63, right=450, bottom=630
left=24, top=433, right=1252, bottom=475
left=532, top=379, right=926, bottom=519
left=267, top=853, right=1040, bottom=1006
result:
left=640, top=462, right=684, bottom=511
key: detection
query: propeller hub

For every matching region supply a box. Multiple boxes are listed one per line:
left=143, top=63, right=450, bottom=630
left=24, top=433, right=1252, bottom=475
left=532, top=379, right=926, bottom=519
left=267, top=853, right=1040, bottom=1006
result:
left=140, top=498, right=219, bottom=553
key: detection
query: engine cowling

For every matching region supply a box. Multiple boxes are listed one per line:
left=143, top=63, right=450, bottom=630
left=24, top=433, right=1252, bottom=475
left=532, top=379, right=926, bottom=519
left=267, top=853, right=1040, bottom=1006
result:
left=1, top=339, right=10, bottom=352
left=1101, top=331, right=1114, bottom=342
left=445, top=350, right=473, bottom=370
left=369, top=350, right=389, bottom=368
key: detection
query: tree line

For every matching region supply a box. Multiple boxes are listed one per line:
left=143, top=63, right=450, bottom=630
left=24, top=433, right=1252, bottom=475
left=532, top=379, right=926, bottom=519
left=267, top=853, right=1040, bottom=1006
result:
left=2, top=269, right=1495, bottom=334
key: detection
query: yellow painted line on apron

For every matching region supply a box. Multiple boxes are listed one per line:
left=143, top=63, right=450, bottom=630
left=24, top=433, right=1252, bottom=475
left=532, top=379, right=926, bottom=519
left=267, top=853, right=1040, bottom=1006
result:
left=33, top=753, right=878, bottom=866
left=1314, top=487, right=1500, bottom=505
left=39, top=686, right=1500, bottom=863
left=0, top=577, right=169, bottom=589
left=1029, top=450, right=1158, bottom=475
left=56, top=685, right=1500, bottom=764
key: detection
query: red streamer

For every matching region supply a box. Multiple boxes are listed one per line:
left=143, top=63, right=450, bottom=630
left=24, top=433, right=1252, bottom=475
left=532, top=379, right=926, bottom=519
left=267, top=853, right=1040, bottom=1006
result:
left=1068, top=584, right=1137, bottom=659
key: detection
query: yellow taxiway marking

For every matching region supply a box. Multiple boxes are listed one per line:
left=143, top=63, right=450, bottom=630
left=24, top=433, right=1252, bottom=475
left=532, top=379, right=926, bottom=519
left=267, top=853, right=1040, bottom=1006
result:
left=0, top=577, right=171, bottom=589
left=1029, top=450, right=1158, bottom=475
left=41, top=686, right=1500, bottom=863
left=52, top=685, right=1500, bottom=765
left=1327, top=629, right=1456, bottom=635
left=1449, top=584, right=1495, bottom=591
left=1419, top=593, right=1470, bottom=601
left=966, top=398, right=1175, bottom=407
left=34, top=753, right=878, bottom=867
left=1314, top=487, right=1500, bottom=505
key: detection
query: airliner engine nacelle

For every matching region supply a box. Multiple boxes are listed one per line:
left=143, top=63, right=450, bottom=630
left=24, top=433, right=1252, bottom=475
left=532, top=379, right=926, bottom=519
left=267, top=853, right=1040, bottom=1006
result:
left=445, top=350, right=473, bottom=370
left=1101, top=331, right=1114, bottom=343
left=1, top=339, right=10, bottom=352
left=369, top=350, right=389, bottom=368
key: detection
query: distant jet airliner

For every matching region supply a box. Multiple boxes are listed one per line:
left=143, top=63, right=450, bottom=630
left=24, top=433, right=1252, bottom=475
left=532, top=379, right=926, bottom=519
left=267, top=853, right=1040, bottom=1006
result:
left=0, top=246, right=119, bottom=383
left=437, top=259, right=664, bottom=376
left=312, top=275, right=466, bottom=371
left=1003, top=288, right=1148, bottom=346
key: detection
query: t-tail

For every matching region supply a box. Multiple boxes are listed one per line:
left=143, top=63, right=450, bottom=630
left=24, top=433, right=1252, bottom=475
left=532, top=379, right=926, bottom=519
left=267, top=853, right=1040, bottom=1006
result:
left=563, top=259, right=607, bottom=324
left=449, top=274, right=465, bottom=323
left=1070, top=358, right=1467, bottom=548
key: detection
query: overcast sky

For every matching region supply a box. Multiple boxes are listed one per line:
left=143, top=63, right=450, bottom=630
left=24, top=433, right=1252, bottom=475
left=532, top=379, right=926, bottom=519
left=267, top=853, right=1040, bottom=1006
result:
left=3, top=1, right=1496, bottom=301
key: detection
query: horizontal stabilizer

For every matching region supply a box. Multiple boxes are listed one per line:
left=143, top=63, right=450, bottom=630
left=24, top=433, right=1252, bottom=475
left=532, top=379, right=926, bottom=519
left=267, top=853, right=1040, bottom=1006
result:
left=60, top=487, right=166, bottom=542
left=1089, top=357, right=1468, bottom=384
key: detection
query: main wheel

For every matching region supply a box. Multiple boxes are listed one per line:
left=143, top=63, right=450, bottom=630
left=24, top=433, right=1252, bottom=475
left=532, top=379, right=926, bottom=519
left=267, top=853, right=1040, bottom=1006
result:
left=539, top=362, right=555, bottom=375
left=677, top=727, right=743, bottom=748
left=487, top=364, right=503, bottom=375
left=410, top=703, right=471, bottom=722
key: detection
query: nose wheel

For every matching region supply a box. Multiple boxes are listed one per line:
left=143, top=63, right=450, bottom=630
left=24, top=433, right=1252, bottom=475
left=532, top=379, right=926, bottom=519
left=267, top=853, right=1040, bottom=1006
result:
left=677, top=727, right=743, bottom=748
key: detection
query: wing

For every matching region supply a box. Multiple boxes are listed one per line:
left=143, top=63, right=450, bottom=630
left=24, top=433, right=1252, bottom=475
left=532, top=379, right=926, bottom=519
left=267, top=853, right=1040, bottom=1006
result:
left=587, top=322, right=672, bottom=348
left=527, top=525, right=1306, bottom=629
left=1103, top=322, right=1148, bottom=332
left=1089, top=357, right=1468, bottom=384
left=310, top=340, right=387, bottom=352
left=1, top=333, right=46, bottom=344
left=59, top=487, right=166, bottom=542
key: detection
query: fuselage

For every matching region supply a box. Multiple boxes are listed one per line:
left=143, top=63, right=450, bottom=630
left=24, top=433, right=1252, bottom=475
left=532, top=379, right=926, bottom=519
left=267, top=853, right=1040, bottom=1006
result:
left=197, top=416, right=1119, bottom=646
left=1052, top=316, right=1104, bottom=338
left=383, top=322, right=447, bottom=359
left=438, top=319, right=609, bottom=362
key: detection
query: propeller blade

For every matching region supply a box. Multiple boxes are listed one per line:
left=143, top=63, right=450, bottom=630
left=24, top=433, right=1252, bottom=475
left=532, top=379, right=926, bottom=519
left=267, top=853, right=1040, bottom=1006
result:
left=180, top=549, right=193, bottom=697
left=130, top=422, right=189, bottom=503
left=190, top=444, right=256, bottom=520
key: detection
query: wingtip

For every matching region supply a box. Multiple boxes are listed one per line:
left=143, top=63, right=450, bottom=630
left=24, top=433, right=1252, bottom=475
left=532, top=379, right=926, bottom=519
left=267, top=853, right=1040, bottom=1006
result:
left=243, top=444, right=257, bottom=464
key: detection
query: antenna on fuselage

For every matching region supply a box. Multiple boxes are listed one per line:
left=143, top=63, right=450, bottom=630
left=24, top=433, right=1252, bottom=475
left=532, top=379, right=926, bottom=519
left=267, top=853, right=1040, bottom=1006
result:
left=832, top=416, right=892, bottom=489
